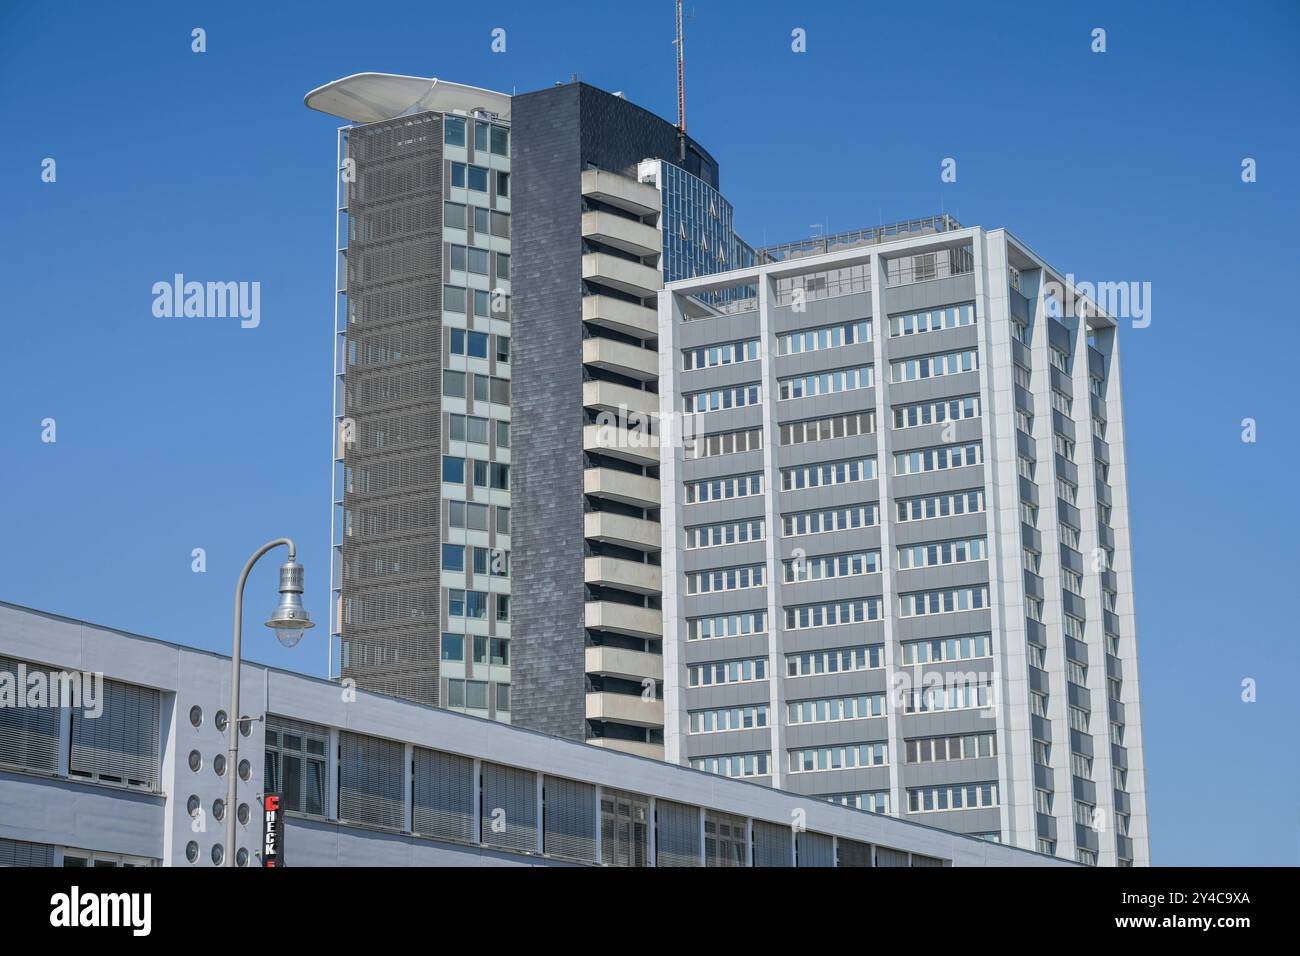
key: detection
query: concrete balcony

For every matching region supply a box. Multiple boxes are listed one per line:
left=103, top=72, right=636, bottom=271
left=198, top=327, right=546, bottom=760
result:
left=583, top=423, right=659, bottom=467
left=584, top=600, right=663, bottom=638
left=584, top=556, right=661, bottom=595
left=582, top=294, right=658, bottom=339
left=586, top=691, right=664, bottom=729
left=585, top=645, right=662, bottom=683
left=582, top=211, right=661, bottom=258
left=581, top=169, right=661, bottom=219
left=587, top=737, right=665, bottom=760
left=582, top=379, right=659, bottom=419
left=583, top=253, right=663, bottom=298
left=583, top=467, right=660, bottom=508
left=584, top=511, right=661, bottom=552
left=582, top=336, right=658, bottom=381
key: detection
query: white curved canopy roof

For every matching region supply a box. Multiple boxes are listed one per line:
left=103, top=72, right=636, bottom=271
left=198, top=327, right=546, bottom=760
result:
left=305, top=72, right=512, bottom=123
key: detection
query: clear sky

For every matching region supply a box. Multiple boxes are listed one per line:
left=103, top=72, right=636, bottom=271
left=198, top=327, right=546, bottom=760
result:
left=1, top=0, right=1296, bottom=865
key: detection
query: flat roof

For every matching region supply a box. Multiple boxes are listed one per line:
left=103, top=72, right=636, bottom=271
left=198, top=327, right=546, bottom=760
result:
left=305, top=72, right=512, bottom=123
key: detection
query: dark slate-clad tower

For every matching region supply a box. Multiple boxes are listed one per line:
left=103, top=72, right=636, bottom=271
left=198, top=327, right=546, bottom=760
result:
left=510, top=82, right=751, bottom=754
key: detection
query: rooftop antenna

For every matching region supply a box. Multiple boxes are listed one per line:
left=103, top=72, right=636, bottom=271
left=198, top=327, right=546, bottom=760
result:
left=674, top=0, right=687, bottom=160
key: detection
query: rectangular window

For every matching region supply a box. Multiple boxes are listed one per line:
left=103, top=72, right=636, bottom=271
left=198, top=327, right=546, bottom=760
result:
left=264, top=716, right=328, bottom=817
left=338, top=732, right=405, bottom=829
left=412, top=748, right=474, bottom=842
left=0, top=656, right=61, bottom=773
left=69, top=679, right=160, bottom=790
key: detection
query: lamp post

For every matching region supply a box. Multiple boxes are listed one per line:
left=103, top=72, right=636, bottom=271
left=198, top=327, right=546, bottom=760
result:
left=226, top=538, right=314, bottom=866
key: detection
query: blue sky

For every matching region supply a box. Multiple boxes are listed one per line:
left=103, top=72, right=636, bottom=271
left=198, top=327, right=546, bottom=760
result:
left=1, top=0, right=1296, bottom=865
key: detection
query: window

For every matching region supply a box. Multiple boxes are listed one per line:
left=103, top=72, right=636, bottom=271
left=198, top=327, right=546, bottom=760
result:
left=783, top=503, right=877, bottom=537
left=684, top=519, right=764, bottom=550
left=542, top=776, right=597, bottom=862
left=413, top=748, right=474, bottom=842
left=785, top=644, right=883, bottom=677
left=481, top=763, right=536, bottom=852
left=682, top=338, right=759, bottom=370
left=781, top=456, right=875, bottom=490
left=683, top=382, right=760, bottom=413
left=789, top=742, right=887, bottom=773
left=684, top=472, right=762, bottom=504
left=896, top=489, right=984, bottom=522
left=490, top=125, right=509, bottom=156
left=780, top=410, right=874, bottom=446
left=890, top=348, right=978, bottom=383
left=899, top=634, right=992, bottom=665
left=787, top=693, right=885, bottom=725
left=440, top=633, right=464, bottom=662
left=689, top=704, right=769, bottom=734
left=686, top=563, right=765, bottom=595
left=907, top=782, right=999, bottom=813
left=905, top=732, right=996, bottom=763
left=784, top=597, right=882, bottom=630
left=442, top=456, right=465, bottom=484
left=898, top=586, right=990, bottom=617
left=902, top=680, right=994, bottom=714
left=687, top=611, right=765, bottom=641
left=783, top=549, right=879, bottom=582
left=690, top=752, right=771, bottom=779
left=443, top=369, right=466, bottom=399
left=444, top=201, right=467, bottom=229
left=495, top=170, right=510, bottom=197
left=264, top=716, right=328, bottom=817
left=687, top=658, right=768, bottom=687
left=601, top=789, right=650, bottom=866
left=778, top=365, right=873, bottom=400
left=777, top=318, right=871, bottom=355
left=467, top=164, right=488, bottom=192
left=704, top=811, right=747, bottom=866
left=896, top=536, right=986, bottom=570
left=888, top=303, right=974, bottom=337
left=685, top=427, right=762, bottom=460
left=338, top=732, right=405, bottom=829
left=444, top=115, right=466, bottom=146
left=442, top=544, right=465, bottom=571
left=822, top=792, right=890, bottom=814
left=0, top=656, right=61, bottom=773
left=70, top=678, right=160, bottom=790
left=893, top=395, right=979, bottom=429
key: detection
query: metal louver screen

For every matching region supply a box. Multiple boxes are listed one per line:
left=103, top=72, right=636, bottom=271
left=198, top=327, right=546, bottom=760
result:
left=0, top=838, right=55, bottom=867
left=837, top=837, right=872, bottom=867
left=481, top=762, right=537, bottom=853
left=542, top=776, right=597, bottom=862
left=796, top=830, right=834, bottom=867
left=751, top=820, right=793, bottom=867
left=339, top=732, right=405, bottom=829
left=655, top=799, right=700, bottom=867
left=911, top=853, right=945, bottom=867
left=0, top=657, right=60, bottom=773
left=413, top=748, right=474, bottom=843
left=704, top=810, right=747, bottom=867
left=69, top=679, right=160, bottom=789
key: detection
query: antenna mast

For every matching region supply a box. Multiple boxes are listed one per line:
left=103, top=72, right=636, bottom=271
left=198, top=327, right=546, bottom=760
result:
left=674, top=0, right=687, bottom=152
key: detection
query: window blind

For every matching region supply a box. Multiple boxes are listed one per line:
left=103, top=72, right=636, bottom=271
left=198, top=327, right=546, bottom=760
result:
left=0, top=657, right=60, bottom=773
left=796, top=830, right=834, bottom=867
left=480, top=762, right=537, bottom=853
left=413, top=748, right=474, bottom=843
left=655, top=799, right=700, bottom=867
left=338, top=732, right=404, bottom=829
left=69, top=678, right=159, bottom=789
left=751, top=819, right=793, bottom=867
left=542, top=776, right=597, bottom=862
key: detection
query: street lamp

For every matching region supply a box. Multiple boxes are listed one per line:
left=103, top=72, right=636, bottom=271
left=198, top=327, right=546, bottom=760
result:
left=226, top=538, right=314, bottom=866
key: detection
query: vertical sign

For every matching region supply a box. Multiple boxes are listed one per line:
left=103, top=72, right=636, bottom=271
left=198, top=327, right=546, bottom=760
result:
left=263, top=794, right=283, bottom=867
